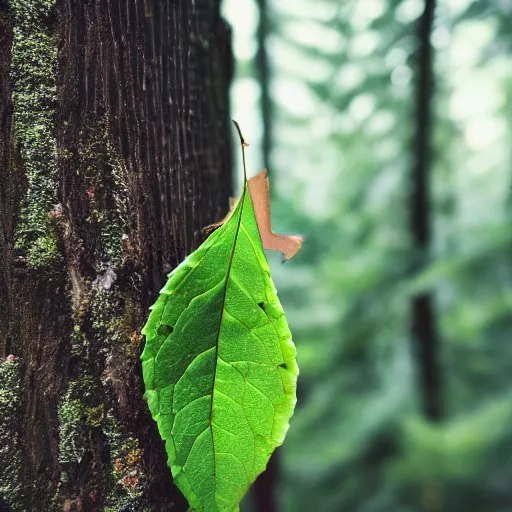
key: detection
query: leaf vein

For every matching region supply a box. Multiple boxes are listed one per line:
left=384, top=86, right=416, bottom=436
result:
left=152, top=279, right=224, bottom=364
left=173, top=393, right=211, bottom=417
left=172, top=346, right=216, bottom=393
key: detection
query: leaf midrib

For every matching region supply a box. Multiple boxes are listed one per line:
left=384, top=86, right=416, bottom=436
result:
left=208, top=184, right=247, bottom=499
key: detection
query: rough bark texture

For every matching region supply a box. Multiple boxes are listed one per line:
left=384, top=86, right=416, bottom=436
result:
left=0, top=0, right=232, bottom=510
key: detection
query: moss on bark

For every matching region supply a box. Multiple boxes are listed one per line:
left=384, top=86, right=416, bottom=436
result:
left=10, top=0, right=61, bottom=272
left=0, top=358, right=24, bottom=511
left=78, top=118, right=129, bottom=271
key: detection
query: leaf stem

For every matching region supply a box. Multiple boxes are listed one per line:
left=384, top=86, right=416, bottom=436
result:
left=232, top=119, right=249, bottom=182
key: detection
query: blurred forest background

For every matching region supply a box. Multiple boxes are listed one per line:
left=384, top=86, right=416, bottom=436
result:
left=222, top=0, right=512, bottom=511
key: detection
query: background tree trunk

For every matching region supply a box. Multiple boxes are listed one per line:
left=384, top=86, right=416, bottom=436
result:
left=0, top=0, right=232, bottom=510
left=252, top=1, right=278, bottom=510
left=410, top=0, right=441, bottom=423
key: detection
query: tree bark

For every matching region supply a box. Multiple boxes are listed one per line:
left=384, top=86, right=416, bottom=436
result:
left=0, top=0, right=232, bottom=510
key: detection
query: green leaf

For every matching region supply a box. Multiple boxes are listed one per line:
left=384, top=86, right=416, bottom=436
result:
left=141, top=182, right=298, bottom=512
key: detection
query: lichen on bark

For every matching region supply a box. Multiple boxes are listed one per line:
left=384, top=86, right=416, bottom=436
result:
left=78, top=117, right=129, bottom=271
left=103, top=415, right=149, bottom=511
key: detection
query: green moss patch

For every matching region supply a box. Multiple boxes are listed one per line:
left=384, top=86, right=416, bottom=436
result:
left=9, top=0, right=61, bottom=271
left=0, top=358, right=24, bottom=510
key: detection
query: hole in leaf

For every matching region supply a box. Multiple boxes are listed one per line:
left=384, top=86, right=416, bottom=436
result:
left=157, top=324, right=174, bottom=337
left=279, top=363, right=288, bottom=370
left=258, top=302, right=266, bottom=310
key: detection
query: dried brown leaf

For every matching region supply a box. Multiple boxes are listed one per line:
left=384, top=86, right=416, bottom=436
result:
left=204, top=169, right=304, bottom=260
left=248, top=169, right=304, bottom=260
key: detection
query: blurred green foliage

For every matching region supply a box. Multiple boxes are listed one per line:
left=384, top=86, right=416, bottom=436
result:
left=224, top=0, right=512, bottom=510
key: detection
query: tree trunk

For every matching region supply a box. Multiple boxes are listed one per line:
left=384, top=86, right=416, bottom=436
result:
left=410, top=0, right=441, bottom=422
left=252, top=1, right=279, bottom=511
left=0, top=0, right=232, bottom=510
left=255, top=0, right=271, bottom=173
